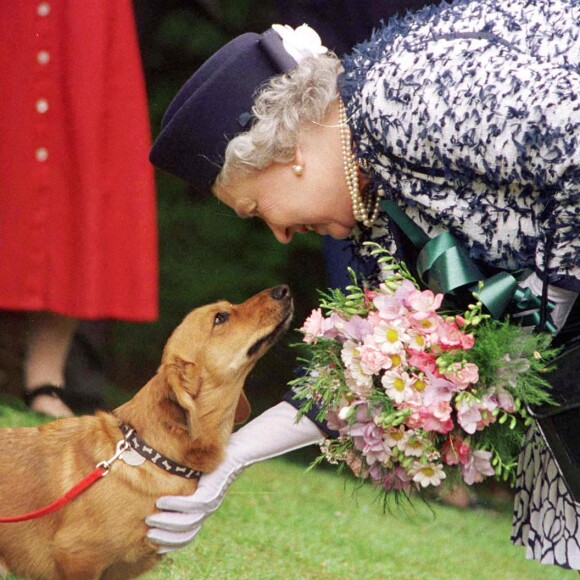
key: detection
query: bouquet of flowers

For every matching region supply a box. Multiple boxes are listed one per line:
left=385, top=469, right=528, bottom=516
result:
left=291, top=243, right=557, bottom=497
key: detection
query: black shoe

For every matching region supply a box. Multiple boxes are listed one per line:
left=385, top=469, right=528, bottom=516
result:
left=23, top=384, right=68, bottom=408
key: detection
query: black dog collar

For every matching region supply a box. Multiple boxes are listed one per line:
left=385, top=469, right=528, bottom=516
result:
left=119, top=424, right=202, bottom=480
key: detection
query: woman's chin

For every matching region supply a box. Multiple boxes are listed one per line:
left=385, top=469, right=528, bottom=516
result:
left=325, top=224, right=355, bottom=240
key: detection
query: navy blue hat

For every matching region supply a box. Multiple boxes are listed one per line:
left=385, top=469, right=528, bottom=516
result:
left=150, top=28, right=299, bottom=196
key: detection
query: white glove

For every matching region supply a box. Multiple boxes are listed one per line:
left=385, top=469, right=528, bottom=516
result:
left=517, top=272, right=578, bottom=333
left=146, top=401, right=324, bottom=552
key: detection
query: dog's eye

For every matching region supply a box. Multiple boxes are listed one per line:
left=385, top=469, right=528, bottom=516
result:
left=213, top=311, right=229, bottom=326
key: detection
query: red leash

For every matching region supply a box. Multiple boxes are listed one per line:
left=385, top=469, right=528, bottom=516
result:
left=0, top=467, right=106, bottom=523
left=0, top=439, right=129, bottom=523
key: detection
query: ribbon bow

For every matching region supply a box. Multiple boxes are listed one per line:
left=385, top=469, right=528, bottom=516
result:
left=382, top=200, right=556, bottom=332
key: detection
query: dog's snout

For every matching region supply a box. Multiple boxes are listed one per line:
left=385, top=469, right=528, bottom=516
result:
left=270, top=284, right=290, bottom=301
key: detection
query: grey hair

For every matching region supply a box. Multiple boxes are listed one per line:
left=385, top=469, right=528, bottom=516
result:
left=215, top=52, right=342, bottom=189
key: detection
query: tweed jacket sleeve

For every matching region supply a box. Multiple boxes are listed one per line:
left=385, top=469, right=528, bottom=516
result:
left=340, top=0, right=580, bottom=291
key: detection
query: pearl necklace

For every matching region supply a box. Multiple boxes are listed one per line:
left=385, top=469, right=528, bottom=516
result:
left=338, top=99, right=381, bottom=227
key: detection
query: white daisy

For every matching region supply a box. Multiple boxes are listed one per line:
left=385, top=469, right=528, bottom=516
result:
left=411, top=462, right=447, bottom=488
left=373, top=320, right=410, bottom=355
left=381, top=370, right=413, bottom=404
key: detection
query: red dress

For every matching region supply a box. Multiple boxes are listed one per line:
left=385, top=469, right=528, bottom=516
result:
left=0, top=0, right=158, bottom=321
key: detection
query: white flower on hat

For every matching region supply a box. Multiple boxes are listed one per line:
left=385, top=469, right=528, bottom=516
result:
left=272, top=23, right=328, bottom=63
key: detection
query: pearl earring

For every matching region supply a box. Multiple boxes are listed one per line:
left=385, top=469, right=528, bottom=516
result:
left=292, top=164, right=304, bottom=176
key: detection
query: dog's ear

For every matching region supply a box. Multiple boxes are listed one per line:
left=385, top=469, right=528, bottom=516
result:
left=164, top=357, right=202, bottom=439
left=234, top=390, right=251, bottom=424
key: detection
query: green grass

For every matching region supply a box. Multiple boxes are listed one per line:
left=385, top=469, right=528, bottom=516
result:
left=1, top=401, right=575, bottom=579
left=0, top=396, right=54, bottom=427
left=145, top=460, right=575, bottom=580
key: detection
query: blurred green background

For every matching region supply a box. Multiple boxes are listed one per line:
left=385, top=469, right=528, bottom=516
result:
left=109, top=0, right=327, bottom=414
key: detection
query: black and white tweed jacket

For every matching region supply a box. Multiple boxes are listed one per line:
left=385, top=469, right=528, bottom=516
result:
left=339, top=0, right=580, bottom=291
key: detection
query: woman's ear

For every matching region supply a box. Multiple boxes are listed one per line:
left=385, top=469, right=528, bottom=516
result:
left=163, top=358, right=202, bottom=439
left=293, top=144, right=306, bottom=176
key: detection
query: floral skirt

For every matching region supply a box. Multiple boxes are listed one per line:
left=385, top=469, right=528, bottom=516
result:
left=511, top=426, right=580, bottom=569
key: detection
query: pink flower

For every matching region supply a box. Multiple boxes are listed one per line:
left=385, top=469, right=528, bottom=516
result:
left=398, top=398, right=423, bottom=430
left=346, top=404, right=376, bottom=447
left=485, top=387, right=516, bottom=414
left=340, top=314, right=373, bottom=342
left=384, top=466, right=412, bottom=493
left=408, top=349, right=437, bottom=374
left=424, top=416, right=454, bottom=434
left=422, top=371, right=456, bottom=406
left=410, top=312, right=441, bottom=334
left=456, top=400, right=482, bottom=434
left=366, top=310, right=382, bottom=328
left=477, top=394, right=498, bottom=430
left=359, top=342, right=392, bottom=375
left=435, top=321, right=464, bottom=349
left=402, top=395, right=453, bottom=433
left=360, top=422, right=390, bottom=465
left=442, top=435, right=471, bottom=466
left=300, top=308, right=325, bottom=344
left=393, top=279, right=418, bottom=303
left=405, top=289, right=444, bottom=319
left=496, top=388, right=516, bottom=413
left=364, top=288, right=378, bottom=303
left=319, top=311, right=344, bottom=340
left=419, top=401, right=454, bottom=434
left=373, top=293, right=407, bottom=321
left=344, top=368, right=374, bottom=397
left=462, top=450, right=495, bottom=485
left=430, top=400, right=453, bottom=422
left=460, top=333, right=475, bottom=350
left=446, top=362, right=480, bottom=389
left=367, top=463, right=385, bottom=484
left=355, top=403, right=372, bottom=423
left=345, top=450, right=368, bottom=478
left=456, top=395, right=497, bottom=434
left=325, top=408, right=347, bottom=434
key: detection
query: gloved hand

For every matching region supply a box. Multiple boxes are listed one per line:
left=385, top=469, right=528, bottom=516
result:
left=146, top=401, right=324, bottom=552
left=517, top=272, right=578, bottom=333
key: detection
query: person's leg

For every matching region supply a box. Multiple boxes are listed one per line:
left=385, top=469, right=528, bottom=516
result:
left=24, top=312, right=78, bottom=417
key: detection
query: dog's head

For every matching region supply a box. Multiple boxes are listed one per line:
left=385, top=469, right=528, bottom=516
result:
left=158, top=284, right=293, bottom=441
left=115, top=286, right=293, bottom=469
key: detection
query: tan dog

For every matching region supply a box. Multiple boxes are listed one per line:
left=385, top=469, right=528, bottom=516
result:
left=0, top=285, right=293, bottom=579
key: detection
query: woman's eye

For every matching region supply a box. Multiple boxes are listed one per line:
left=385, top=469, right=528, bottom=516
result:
left=214, top=311, right=229, bottom=326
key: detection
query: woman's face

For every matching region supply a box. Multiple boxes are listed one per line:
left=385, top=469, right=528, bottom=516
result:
left=214, top=102, right=357, bottom=244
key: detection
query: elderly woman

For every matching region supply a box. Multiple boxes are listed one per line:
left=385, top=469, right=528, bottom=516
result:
left=148, top=0, right=580, bottom=570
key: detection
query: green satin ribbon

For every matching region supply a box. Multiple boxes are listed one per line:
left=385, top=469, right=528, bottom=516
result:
left=382, top=200, right=429, bottom=249
left=382, top=200, right=483, bottom=293
left=511, top=286, right=557, bottom=333
left=381, top=200, right=556, bottom=331
left=417, top=232, right=484, bottom=293
left=475, top=271, right=519, bottom=319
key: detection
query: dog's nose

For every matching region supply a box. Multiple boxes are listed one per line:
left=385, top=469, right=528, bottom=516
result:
left=270, top=284, right=290, bottom=300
